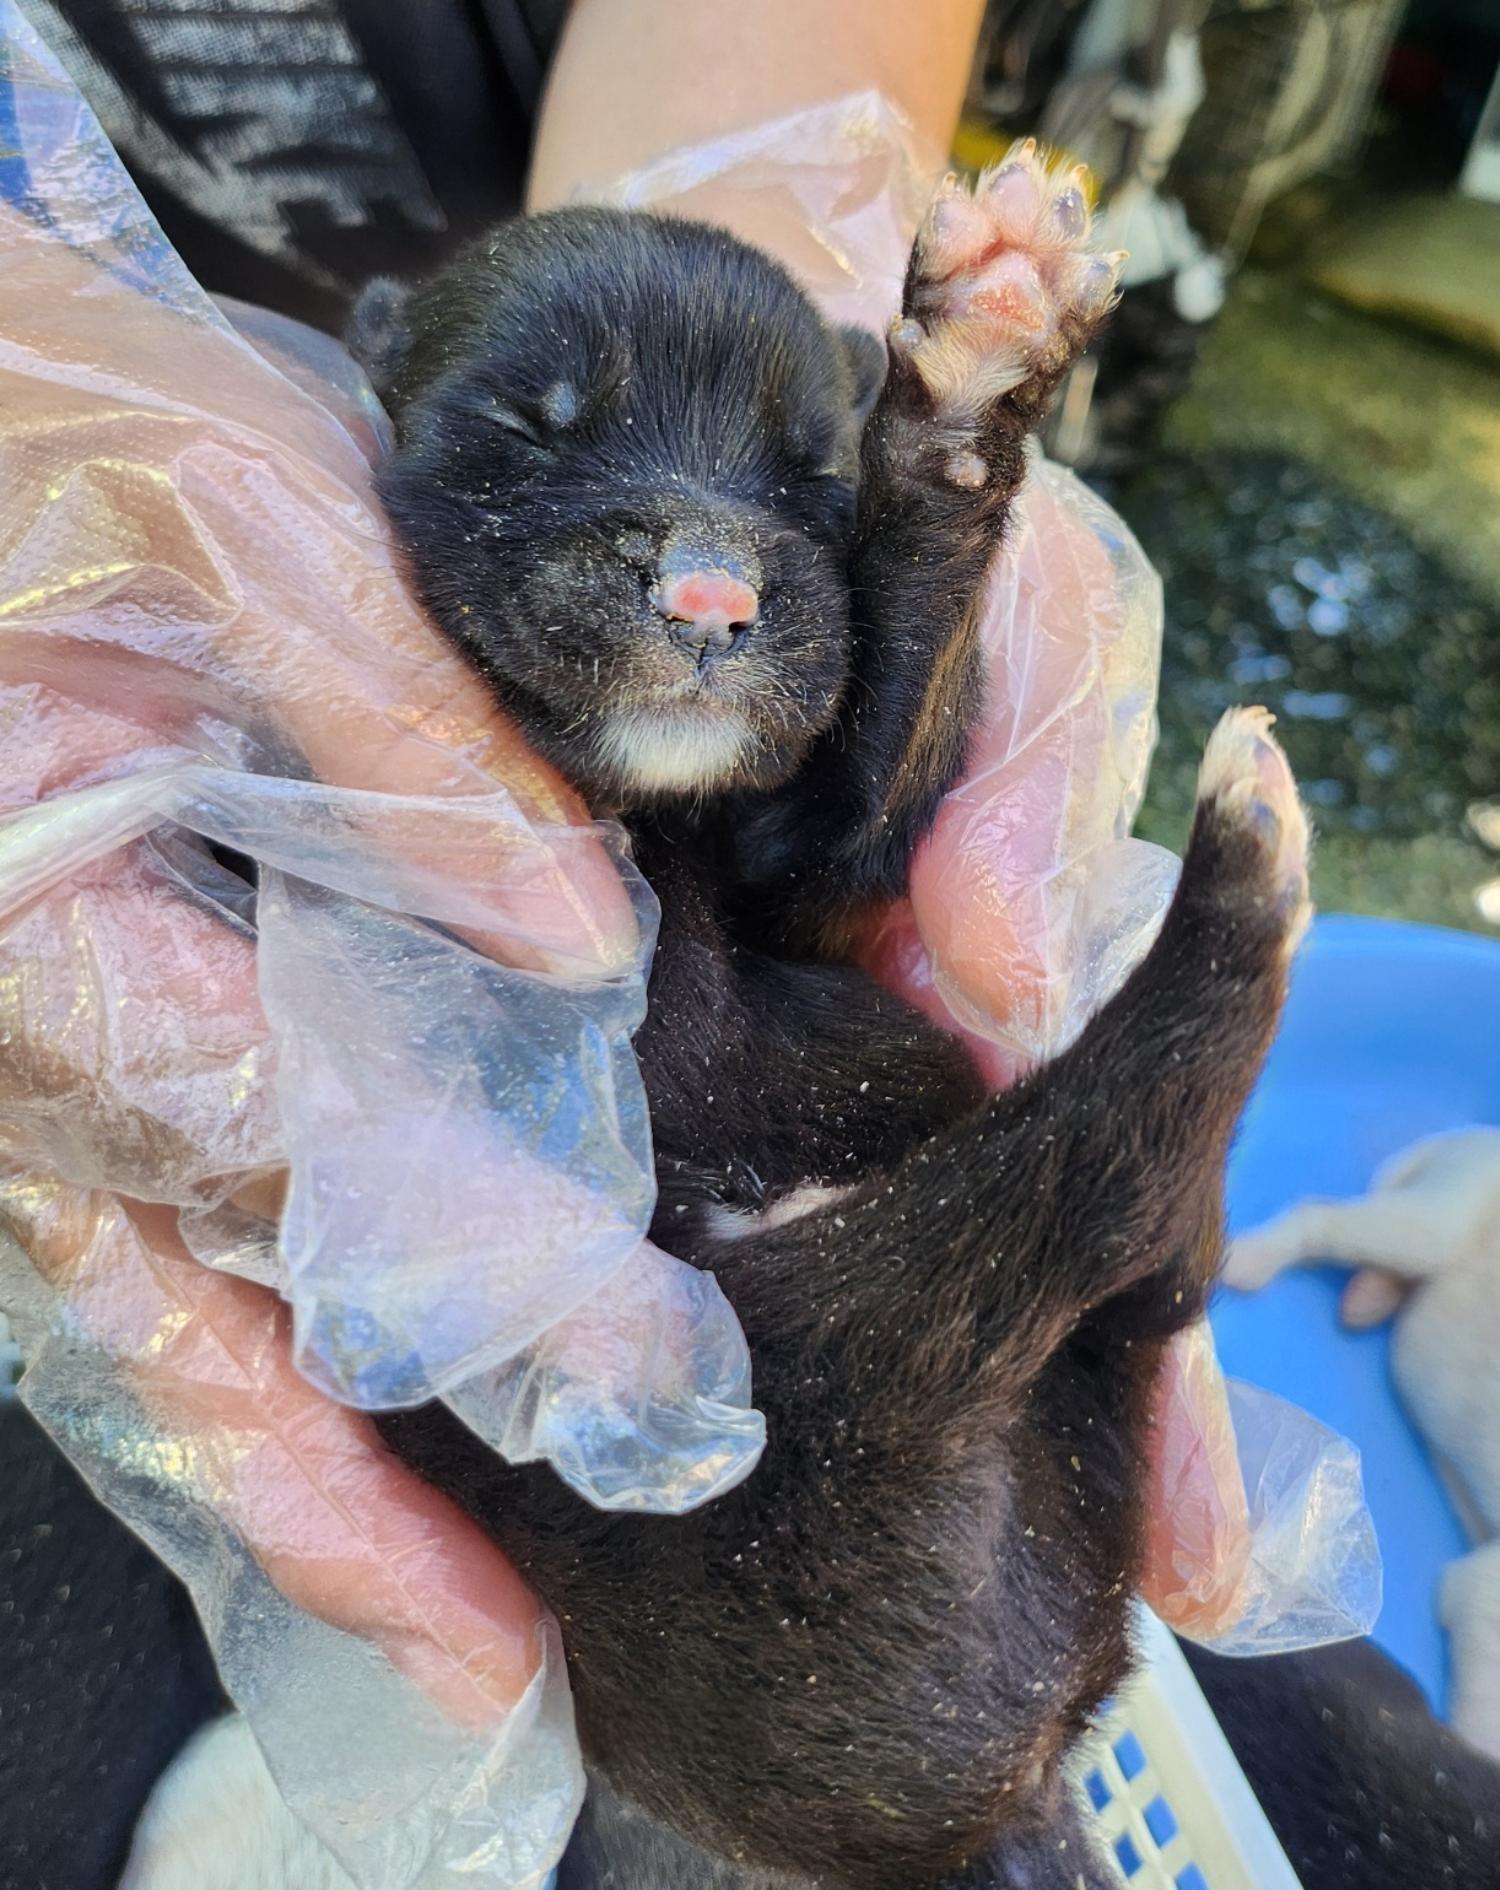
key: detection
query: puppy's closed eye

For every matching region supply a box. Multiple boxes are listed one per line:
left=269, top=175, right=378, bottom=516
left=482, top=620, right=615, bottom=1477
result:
left=540, top=381, right=581, bottom=428
left=485, top=377, right=603, bottom=447
left=485, top=399, right=551, bottom=447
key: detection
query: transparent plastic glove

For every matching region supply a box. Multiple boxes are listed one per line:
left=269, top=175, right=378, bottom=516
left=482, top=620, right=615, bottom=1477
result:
left=599, top=90, right=1380, bottom=1658
left=1145, top=1322, right=1254, bottom=1641
left=0, top=8, right=750, bottom=1883
left=1144, top=1322, right=1381, bottom=1652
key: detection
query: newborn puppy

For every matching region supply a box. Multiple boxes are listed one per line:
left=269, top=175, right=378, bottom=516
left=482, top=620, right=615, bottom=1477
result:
left=351, top=151, right=1312, bottom=1890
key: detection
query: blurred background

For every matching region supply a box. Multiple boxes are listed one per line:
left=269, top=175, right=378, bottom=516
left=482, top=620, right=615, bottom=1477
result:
left=960, top=0, right=1500, bottom=934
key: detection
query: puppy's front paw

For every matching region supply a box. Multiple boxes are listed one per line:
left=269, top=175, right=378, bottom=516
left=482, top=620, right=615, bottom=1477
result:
left=892, top=142, right=1123, bottom=433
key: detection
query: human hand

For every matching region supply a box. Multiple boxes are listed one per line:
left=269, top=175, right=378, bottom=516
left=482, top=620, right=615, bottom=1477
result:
left=0, top=175, right=654, bottom=1736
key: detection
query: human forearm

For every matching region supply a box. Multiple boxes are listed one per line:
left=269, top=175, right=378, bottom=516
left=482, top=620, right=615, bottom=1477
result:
left=527, top=0, right=983, bottom=272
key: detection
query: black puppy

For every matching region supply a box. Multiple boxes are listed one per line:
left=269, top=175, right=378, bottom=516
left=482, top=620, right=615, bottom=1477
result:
left=344, top=152, right=1309, bottom=1890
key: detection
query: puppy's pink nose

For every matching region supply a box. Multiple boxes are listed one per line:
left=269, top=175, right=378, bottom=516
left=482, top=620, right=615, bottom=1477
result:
left=654, top=563, right=760, bottom=663
left=649, top=567, right=755, bottom=642
left=656, top=568, right=760, bottom=629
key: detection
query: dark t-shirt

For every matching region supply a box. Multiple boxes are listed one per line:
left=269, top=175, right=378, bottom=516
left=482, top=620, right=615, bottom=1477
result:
left=20, top=0, right=568, bottom=328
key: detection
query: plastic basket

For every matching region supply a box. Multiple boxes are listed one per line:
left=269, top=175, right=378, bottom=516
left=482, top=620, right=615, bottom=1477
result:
left=1082, top=1607, right=1303, bottom=1888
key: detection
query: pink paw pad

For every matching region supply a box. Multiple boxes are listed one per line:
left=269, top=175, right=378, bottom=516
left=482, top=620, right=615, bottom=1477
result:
left=898, top=142, right=1124, bottom=412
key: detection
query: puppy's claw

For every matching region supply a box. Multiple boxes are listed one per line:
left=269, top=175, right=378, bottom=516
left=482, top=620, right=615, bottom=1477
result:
left=1050, top=183, right=1088, bottom=240
left=1197, top=707, right=1313, bottom=956
left=1079, top=250, right=1129, bottom=312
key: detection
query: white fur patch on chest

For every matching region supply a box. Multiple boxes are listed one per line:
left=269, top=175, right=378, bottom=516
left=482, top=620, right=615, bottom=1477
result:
left=120, top=1716, right=356, bottom=1890
left=705, top=1182, right=854, bottom=1244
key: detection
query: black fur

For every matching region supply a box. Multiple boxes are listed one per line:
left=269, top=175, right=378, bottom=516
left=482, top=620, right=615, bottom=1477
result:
left=8, top=1405, right=1500, bottom=1889
left=0, top=1401, right=226, bottom=1890
left=1187, top=1638, right=1500, bottom=1888
left=350, top=202, right=1302, bottom=1889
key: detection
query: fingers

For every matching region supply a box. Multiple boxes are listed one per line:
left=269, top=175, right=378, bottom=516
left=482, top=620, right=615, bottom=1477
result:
left=862, top=472, right=1158, bottom=1075
left=1140, top=1322, right=1254, bottom=1639
left=0, top=847, right=277, bottom=1200
left=4, top=1176, right=544, bottom=1730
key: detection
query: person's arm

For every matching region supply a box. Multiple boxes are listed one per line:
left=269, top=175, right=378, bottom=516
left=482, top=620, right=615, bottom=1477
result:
left=528, top=0, right=985, bottom=254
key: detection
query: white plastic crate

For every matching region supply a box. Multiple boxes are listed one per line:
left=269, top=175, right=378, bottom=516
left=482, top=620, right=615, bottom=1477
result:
left=1081, top=1606, right=1302, bottom=1889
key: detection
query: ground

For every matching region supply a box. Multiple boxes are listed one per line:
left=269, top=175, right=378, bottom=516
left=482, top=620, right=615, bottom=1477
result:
left=1114, top=198, right=1500, bottom=934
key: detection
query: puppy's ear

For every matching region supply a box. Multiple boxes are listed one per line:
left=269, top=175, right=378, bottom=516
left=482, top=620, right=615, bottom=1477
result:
left=345, top=277, right=412, bottom=395
left=839, top=324, right=887, bottom=425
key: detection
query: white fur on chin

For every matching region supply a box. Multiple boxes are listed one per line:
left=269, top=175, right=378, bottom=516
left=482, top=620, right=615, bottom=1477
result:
left=599, top=707, right=751, bottom=792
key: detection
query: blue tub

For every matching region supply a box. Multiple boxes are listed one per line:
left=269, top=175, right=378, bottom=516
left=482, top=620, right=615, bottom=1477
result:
left=1214, top=914, right=1500, bottom=1711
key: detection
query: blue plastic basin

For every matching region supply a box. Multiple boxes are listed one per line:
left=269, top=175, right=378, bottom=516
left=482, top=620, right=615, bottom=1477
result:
left=1214, top=914, right=1500, bottom=1712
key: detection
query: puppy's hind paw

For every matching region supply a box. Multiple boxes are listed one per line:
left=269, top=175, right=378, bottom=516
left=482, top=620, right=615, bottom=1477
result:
left=896, top=141, right=1124, bottom=421
left=1195, top=707, right=1312, bottom=959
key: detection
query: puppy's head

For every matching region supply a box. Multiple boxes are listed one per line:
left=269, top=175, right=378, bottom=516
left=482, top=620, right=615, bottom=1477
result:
left=351, top=210, right=885, bottom=804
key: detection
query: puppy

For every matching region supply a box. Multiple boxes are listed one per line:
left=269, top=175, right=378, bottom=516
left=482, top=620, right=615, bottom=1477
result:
left=1230, top=1127, right=1500, bottom=1764
left=334, top=146, right=1317, bottom=1890
left=330, top=148, right=1327, bottom=1889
